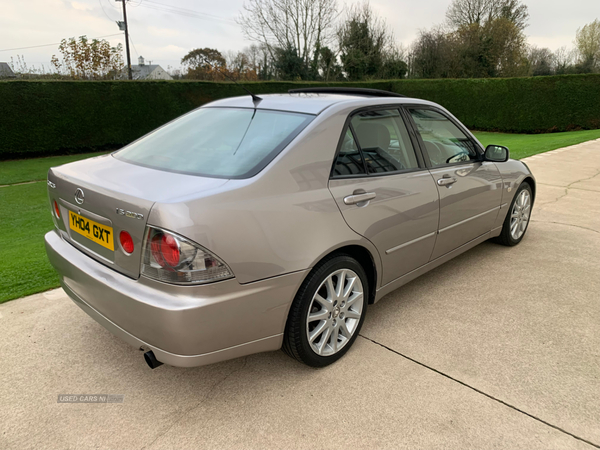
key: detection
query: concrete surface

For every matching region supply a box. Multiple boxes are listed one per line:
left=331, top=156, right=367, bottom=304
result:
left=1, top=139, right=599, bottom=450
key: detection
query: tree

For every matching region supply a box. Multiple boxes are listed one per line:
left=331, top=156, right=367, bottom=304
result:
left=273, top=45, right=307, bottom=79
left=553, top=46, right=576, bottom=74
left=225, top=50, right=259, bottom=81
left=496, top=0, right=529, bottom=31
left=237, top=0, right=338, bottom=76
left=411, top=27, right=459, bottom=78
left=51, top=36, right=123, bottom=80
left=181, top=48, right=227, bottom=80
left=528, top=46, right=554, bottom=76
left=446, top=0, right=528, bottom=31
left=337, top=2, right=405, bottom=80
left=446, top=0, right=495, bottom=28
left=317, top=46, right=343, bottom=80
left=575, top=19, right=600, bottom=70
left=482, top=17, right=528, bottom=77
left=440, top=0, right=529, bottom=78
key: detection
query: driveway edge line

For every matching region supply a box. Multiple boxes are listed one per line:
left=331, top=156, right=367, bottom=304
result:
left=359, top=334, right=600, bottom=449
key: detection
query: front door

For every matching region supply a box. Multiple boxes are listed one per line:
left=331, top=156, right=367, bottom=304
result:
left=328, top=108, right=439, bottom=286
left=406, top=107, right=503, bottom=259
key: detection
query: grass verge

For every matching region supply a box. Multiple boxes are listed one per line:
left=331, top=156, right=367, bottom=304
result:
left=472, top=129, right=600, bottom=159
left=0, top=182, right=59, bottom=302
left=0, top=153, right=105, bottom=303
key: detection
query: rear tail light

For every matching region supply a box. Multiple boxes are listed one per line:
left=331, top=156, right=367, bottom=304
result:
left=120, top=231, right=134, bottom=254
left=141, top=226, right=233, bottom=284
left=53, top=200, right=60, bottom=218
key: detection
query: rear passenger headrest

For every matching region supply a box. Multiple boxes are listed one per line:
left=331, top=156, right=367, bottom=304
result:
left=355, top=123, right=391, bottom=151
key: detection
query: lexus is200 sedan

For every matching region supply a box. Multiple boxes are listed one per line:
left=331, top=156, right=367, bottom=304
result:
left=45, top=87, right=535, bottom=369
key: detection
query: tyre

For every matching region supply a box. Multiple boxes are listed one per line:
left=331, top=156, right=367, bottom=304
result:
left=493, top=181, right=533, bottom=246
left=282, top=254, right=368, bottom=367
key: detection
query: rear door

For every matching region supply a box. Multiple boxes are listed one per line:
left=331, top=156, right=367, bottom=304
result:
left=328, top=108, right=439, bottom=286
left=406, top=107, right=503, bottom=260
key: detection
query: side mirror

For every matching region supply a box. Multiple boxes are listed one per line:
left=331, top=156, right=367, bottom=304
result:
left=484, top=145, right=509, bottom=162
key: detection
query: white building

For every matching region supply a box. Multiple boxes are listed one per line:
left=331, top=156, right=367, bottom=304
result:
left=0, top=62, right=16, bottom=78
left=126, top=56, right=173, bottom=80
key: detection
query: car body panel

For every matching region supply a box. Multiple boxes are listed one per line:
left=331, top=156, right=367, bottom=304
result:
left=374, top=227, right=495, bottom=303
left=428, top=161, right=503, bottom=259
left=329, top=170, right=439, bottom=285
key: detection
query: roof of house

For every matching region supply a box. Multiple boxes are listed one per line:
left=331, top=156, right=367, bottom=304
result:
left=0, top=62, right=16, bottom=78
left=130, top=64, right=162, bottom=80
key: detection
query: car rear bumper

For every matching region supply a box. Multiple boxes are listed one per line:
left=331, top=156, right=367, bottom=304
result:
left=45, top=230, right=307, bottom=367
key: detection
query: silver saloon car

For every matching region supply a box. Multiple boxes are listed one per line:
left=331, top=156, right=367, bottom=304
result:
left=45, top=88, right=535, bottom=369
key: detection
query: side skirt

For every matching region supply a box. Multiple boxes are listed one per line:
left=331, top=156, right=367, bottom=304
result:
left=374, top=230, right=493, bottom=303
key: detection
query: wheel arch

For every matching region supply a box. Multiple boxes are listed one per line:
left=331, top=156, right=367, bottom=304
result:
left=302, top=244, right=379, bottom=305
left=522, top=176, right=536, bottom=204
left=333, top=245, right=378, bottom=304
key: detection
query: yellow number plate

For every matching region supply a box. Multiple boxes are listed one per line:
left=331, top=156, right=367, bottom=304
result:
left=69, top=211, right=114, bottom=251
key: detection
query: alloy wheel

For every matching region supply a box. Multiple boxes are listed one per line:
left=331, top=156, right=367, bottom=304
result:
left=306, top=269, right=364, bottom=356
left=510, top=189, right=531, bottom=240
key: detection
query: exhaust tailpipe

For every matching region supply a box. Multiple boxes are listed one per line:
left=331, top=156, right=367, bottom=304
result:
left=144, top=350, right=163, bottom=369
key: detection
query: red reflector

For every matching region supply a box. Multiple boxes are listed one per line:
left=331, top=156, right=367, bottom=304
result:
left=120, top=231, right=134, bottom=254
left=53, top=200, right=60, bottom=218
left=161, top=234, right=180, bottom=267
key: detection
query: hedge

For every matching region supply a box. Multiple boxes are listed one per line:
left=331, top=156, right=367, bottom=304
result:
left=1, top=74, right=599, bottom=159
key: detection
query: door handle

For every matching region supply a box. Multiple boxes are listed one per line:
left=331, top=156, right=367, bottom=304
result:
left=343, top=192, right=376, bottom=205
left=437, top=176, right=457, bottom=187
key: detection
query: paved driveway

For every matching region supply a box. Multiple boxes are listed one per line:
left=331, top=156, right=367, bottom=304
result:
left=1, top=140, right=599, bottom=450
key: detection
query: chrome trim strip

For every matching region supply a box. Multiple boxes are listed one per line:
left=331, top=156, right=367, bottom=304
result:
left=438, top=206, right=500, bottom=234
left=386, top=231, right=436, bottom=255
left=58, top=199, right=113, bottom=226
left=500, top=202, right=508, bottom=209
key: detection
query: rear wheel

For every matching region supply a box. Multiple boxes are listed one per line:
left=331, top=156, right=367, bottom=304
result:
left=493, top=182, right=532, bottom=246
left=283, top=255, right=368, bottom=367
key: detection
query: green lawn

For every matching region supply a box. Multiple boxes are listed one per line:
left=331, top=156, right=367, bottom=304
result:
left=0, top=152, right=107, bottom=185
left=472, top=129, right=600, bottom=159
left=0, top=152, right=106, bottom=303
left=0, top=182, right=61, bottom=302
left=1, top=129, right=600, bottom=304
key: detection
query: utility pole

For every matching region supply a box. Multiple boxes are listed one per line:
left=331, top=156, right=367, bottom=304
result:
left=116, top=0, right=132, bottom=80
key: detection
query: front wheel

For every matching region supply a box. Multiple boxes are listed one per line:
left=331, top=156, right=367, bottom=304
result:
left=282, top=254, right=368, bottom=367
left=493, top=181, right=533, bottom=246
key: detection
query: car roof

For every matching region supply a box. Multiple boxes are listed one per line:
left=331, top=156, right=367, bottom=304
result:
left=204, top=93, right=431, bottom=115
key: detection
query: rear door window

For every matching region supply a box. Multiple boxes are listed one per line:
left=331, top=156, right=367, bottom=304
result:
left=332, top=129, right=366, bottom=176
left=351, top=109, right=420, bottom=174
left=115, top=108, right=314, bottom=179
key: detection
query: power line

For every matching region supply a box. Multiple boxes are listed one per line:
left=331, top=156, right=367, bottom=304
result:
left=128, top=34, right=140, bottom=58
left=105, top=0, right=120, bottom=10
left=145, top=0, right=235, bottom=21
left=138, top=1, right=236, bottom=24
left=98, top=0, right=117, bottom=21
left=0, top=33, right=124, bottom=53
left=139, top=3, right=233, bottom=23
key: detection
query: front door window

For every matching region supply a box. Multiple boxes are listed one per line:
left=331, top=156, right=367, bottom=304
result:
left=408, top=109, right=478, bottom=167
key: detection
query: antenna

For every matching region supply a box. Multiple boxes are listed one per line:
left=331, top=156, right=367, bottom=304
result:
left=199, top=55, right=262, bottom=106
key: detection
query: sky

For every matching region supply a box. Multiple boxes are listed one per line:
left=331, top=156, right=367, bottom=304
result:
left=0, top=0, right=597, bottom=72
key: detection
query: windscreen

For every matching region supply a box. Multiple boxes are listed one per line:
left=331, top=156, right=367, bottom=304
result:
left=114, top=107, right=314, bottom=179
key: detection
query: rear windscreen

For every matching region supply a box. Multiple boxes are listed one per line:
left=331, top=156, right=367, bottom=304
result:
left=114, top=107, right=314, bottom=179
